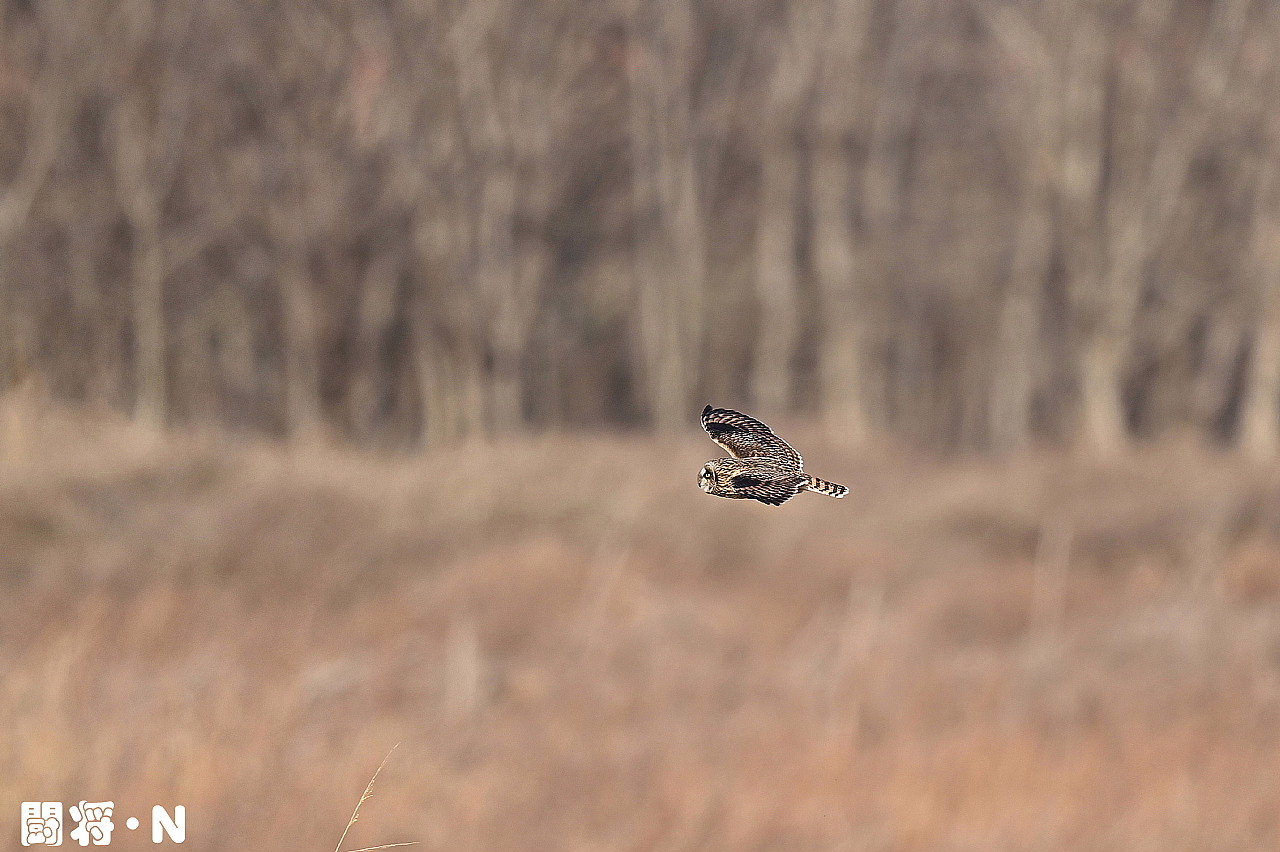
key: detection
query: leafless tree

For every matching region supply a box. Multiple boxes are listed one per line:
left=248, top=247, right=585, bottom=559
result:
left=1, top=0, right=1276, bottom=454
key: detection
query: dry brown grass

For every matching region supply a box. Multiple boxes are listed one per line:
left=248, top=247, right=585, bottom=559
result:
left=3, top=405, right=1280, bottom=851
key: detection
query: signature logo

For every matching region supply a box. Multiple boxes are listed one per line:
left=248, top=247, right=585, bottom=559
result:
left=21, top=802, right=185, bottom=846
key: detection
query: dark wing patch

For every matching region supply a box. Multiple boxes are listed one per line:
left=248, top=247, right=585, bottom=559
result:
left=729, top=471, right=809, bottom=506
left=701, top=405, right=803, bottom=470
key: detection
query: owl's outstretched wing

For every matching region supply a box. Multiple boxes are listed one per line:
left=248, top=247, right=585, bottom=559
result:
left=727, top=469, right=809, bottom=506
left=701, top=405, right=803, bottom=470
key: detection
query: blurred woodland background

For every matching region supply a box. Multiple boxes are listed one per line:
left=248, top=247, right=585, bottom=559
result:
left=6, top=0, right=1280, bottom=452
left=7, top=1, right=1280, bottom=851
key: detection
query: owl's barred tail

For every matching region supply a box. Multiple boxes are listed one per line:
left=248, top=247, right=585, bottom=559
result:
left=804, top=475, right=848, bottom=498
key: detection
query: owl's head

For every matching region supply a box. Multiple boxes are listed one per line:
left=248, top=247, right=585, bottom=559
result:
left=698, top=462, right=717, bottom=493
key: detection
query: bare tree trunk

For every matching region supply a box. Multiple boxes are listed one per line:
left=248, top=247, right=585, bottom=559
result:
left=989, top=49, right=1055, bottom=452
left=980, top=0, right=1250, bottom=452
left=350, top=255, right=399, bottom=441
left=0, top=32, right=70, bottom=245
left=633, top=246, right=696, bottom=433
left=626, top=1, right=707, bottom=433
left=989, top=285, right=1040, bottom=451
left=1190, top=319, right=1241, bottom=436
left=751, top=141, right=801, bottom=415
left=989, top=190, right=1049, bottom=450
left=109, top=100, right=170, bottom=428
left=0, top=1, right=81, bottom=324
left=749, top=5, right=819, bottom=417
left=212, top=290, right=258, bottom=409
left=470, top=132, right=521, bottom=435
left=1240, top=148, right=1280, bottom=457
left=413, top=333, right=456, bottom=448
left=100, top=2, right=204, bottom=429
left=130, top=227, right=169, bottom=428
left=1089, top=0, right=1247, bottom=450
left=811, top=147, right=870, bottom=442
left=809, top=0, right=876, bottom=441
left=1079, top=325, right=1129, bottom=454
left=447, top=0, right=566, bottom=437
left=1241, top=310, right=1280, bottom=458
left=279, top=259, right=325, bottom=440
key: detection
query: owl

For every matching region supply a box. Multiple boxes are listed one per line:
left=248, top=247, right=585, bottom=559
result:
left=697, top=405, right=848, bottom=505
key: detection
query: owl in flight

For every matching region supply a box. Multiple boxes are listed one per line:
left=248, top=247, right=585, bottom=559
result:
left=698, top=405, right=848, bottom=506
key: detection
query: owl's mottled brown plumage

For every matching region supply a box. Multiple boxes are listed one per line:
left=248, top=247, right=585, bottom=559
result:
left=697, top=405, right=848, bottom=506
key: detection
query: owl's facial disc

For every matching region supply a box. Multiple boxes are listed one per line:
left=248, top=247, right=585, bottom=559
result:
left=698, top=464, right=714, bottom=493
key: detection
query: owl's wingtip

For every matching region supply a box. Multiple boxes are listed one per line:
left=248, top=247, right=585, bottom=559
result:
left=701, top=404, right=712, bottom=416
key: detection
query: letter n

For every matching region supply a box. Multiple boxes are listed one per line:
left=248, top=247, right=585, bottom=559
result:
left=152, top=806, right=186, bottom=843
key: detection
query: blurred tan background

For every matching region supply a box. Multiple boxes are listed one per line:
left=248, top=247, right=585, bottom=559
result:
left=4, top=0, right=1280, bottom=849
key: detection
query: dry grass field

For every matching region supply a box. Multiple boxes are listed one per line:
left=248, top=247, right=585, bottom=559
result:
left=4, top=406, right=1280, bottom=851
